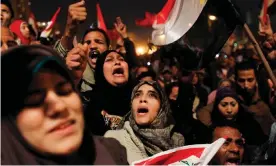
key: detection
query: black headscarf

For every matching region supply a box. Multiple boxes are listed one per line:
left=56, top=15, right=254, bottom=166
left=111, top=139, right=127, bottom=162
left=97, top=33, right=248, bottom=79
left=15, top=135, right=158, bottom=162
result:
left=1, top=45, right=95, bottom=164
left=94, top=50, right=133, bottom=116
left=211, top=87, right=268, bottom=145
left=85, top=50, right=133, bottom=135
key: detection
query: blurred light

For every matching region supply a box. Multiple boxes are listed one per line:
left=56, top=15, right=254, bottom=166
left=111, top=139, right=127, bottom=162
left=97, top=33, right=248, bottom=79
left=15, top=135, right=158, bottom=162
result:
left=188, top=23, right=192, bottom=27
left=136, top=47, right=146, bottom=55
left=147, top=62, right=151, bottom=66
left=215, top=53, right=219, bottom=59
left=208, top=15, right=217, bottom=21
left=47, top=21, right=52, bottom=25
left=42, top=22, right=46, bottom=26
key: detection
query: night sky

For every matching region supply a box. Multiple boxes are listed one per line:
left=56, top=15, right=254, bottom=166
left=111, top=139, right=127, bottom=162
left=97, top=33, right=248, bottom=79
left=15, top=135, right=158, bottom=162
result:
left=30, top=0, right=276, bottom=45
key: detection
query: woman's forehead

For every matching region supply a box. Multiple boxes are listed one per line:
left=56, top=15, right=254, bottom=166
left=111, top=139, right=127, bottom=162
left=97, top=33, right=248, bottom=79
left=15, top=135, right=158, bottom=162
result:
left=137, top=84, right=156, bottom=92
left=106, top=51, right=120, bottom=58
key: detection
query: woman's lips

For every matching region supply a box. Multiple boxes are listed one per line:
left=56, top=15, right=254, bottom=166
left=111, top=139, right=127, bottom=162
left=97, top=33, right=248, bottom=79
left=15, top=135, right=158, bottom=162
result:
left=50, top=120, right=76, bottom=136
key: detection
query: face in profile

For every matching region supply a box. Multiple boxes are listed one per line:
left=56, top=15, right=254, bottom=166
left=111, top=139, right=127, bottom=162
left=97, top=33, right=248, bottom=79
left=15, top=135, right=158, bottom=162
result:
left=20, top=22, right=30, bottom=39
left=212, top=126, right=245, bottom=165
left=218, top=97, right=239, bottom=120
left=16, top=68, right=84, bottom=155
left=169, top=86, right=179, bottom=101
left=103, top=51, right=129, bottom=87
left=84, top=31, right=108, bottom=69
left=132, top=84, right=161, bottom=126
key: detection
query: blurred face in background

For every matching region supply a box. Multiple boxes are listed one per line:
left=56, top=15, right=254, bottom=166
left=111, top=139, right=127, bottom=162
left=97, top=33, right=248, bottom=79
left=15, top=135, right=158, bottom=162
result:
left=20, top=22, right=30, bottom=39
left=218, top=97, right=239, bottom=120
left=218, top=53, right=230, bottom=68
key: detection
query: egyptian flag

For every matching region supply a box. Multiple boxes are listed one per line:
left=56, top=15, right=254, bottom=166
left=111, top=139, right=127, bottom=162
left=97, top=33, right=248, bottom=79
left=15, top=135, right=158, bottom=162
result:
left=96, top=3, right=119, bottom=40
left=135, top=0, right=176, bottom=27
left=40, top=7, right=61, bottom=38
left=260, top=0, right=276, bottom=24
left=132, top=138, right=225, bottom=165
left=146, top=0, right=243, bottom=69
left=28, top=12, right=38, bottom=37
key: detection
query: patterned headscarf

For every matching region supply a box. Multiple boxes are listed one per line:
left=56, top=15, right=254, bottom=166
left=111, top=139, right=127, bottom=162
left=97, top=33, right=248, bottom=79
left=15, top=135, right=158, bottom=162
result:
left=129, top=81, right=185, bottom=156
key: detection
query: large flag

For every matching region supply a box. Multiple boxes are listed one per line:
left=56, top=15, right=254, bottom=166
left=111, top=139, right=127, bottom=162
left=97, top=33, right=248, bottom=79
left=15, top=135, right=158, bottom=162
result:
left=96, top=3, right=119, bottom=40
left=40, top=7, right=61, bottom=38
left=132, top=138, right=225, bottom=165
left=135, top=0, right=176, bottom=27
left=28, top=12, right=38, bottom=37
left=149, top=0, right=243, bottom=69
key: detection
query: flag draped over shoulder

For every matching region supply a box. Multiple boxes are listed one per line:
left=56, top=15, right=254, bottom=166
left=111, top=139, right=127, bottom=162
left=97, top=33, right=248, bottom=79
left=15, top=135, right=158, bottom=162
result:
left=132, top=138, right=225, bottom=165
left=40, top=7, right=61, bottom=38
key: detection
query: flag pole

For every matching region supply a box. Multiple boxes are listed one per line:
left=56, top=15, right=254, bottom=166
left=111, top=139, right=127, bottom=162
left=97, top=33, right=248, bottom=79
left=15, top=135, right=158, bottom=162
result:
left=227, top=0, right=276, bottom=89
left=243, top=23, right=276, bottom=88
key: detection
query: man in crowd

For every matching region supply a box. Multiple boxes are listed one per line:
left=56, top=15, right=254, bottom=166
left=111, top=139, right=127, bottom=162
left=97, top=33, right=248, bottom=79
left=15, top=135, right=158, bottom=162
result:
left=210, top=123, right=245, bottom=165
left=235, top=60, right=275, bottom=136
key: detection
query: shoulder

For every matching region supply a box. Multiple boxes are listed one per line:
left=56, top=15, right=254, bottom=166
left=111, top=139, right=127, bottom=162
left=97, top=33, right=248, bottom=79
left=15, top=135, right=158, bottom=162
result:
left=93, top=135, right=128, bottom=165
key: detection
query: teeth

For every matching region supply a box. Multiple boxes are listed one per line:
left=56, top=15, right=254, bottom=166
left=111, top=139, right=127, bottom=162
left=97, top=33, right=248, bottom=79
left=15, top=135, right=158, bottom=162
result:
left=58, top=121, right=72, bottom=129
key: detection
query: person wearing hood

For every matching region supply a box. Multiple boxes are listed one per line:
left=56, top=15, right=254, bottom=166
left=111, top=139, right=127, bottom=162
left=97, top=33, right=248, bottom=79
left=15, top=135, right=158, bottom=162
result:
left=104, top=81, right=185, bottom=164
left=10, top=19, right=31, bottom=45
left=211, top=87, right=268, bottom=146
left=85, top=50, right=133, bottom=136
left=1, top=45, right=128, bottom=165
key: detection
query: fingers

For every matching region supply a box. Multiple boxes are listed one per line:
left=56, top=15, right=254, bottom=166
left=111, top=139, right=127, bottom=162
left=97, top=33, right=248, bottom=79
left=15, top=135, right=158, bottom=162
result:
left=259, top=16, right=265, bottom=27
left=71, top=0, right=85, bottom=7
left=266, top=14, right=271, bottom=25
left=69, top=0, right=87, bottom=22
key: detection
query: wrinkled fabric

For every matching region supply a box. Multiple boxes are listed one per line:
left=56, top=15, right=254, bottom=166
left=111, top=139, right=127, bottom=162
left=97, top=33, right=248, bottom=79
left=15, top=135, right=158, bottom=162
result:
left=129, top=81, right=185, bottom=156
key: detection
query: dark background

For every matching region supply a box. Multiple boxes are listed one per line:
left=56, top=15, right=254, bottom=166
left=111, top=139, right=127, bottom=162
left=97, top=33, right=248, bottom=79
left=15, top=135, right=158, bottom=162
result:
left=31, top=0, right=276, bottom=45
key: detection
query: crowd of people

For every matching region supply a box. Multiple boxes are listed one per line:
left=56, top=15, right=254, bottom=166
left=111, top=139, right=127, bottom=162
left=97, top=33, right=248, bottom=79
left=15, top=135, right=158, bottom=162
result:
left=1, top=0, right=276, bottom=165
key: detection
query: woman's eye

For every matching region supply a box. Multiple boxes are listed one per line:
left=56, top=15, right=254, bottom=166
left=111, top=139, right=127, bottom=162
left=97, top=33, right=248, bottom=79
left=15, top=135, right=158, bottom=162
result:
left=134, top=92, right=141, bottom=98
left=221, top=103, right=227, bottom=107
left=118, top=57, right=125, bottom=61
left=57, top=83, right=73, bottom=96
left=105, top=58, right=113, bottom=62
left=230, top=102, right=237, bottom=107
left=24, top=91, right=45, bottom=107
left=149, top=92, right=158, bottom=99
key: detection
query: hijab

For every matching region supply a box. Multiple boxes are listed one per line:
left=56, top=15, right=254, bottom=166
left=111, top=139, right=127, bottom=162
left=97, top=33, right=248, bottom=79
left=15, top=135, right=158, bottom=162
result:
left=128, top=81, right=185, bottom=156
left=10, top=20, right=30, bottom=45
left=211, top=87, right=267, bottom=145
left=1, top=45, right=95, bottom=164
left=94, top=50, right=133, bottom=116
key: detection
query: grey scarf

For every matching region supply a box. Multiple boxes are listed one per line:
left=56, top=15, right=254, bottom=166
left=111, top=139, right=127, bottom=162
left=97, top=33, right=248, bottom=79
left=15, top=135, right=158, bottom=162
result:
left=129, top=81, right=185, bottom=156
